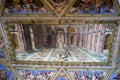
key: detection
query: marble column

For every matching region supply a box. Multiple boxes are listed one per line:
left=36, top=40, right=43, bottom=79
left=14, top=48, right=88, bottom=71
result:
left=17, top=24, right=25, bottom=52
left=29, top=25, right=35, bottom=50
left=19, top=25, right=27, bottom=52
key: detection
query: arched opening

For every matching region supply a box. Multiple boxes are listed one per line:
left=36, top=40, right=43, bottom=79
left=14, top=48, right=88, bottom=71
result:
left=104, top=34, right=112, bottom=50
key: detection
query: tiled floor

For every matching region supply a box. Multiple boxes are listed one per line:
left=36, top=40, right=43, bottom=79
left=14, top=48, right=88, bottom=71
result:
left=16, top=48, right=108, bottom=62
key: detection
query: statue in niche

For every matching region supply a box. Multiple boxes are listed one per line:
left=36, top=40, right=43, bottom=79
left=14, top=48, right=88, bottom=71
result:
left=56, top=29, right=68, bottom=60
left=57, top=31, right=64, bottom=49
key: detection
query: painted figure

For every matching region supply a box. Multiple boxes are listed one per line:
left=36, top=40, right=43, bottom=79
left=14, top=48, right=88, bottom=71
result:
left=81, top=72, right=90, bottom=80
left=92, top=73, right=98, bottom=80
left=57, top=32, right=64, bottom=49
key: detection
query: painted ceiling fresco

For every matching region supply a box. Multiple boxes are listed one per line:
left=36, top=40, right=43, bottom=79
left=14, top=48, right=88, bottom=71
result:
left=0, top=30, right=5, bottom=59
left=17, top=68, right=56, bottom=80
left=0, top=46, right=5, bottom=59
left=0, top=0, right=120, bottom=80
left=7, top=23, right=115, bottom=63
left=3, top=0, right=118, bottom=15
left=53, top=68, right=71, bottom=80
left=0, top=64, right=16, bottom=80
left=68, top=0, right=117, bottom=14
left=111, top=68, right=120, bottom=80
left=48, top=0, right=69, bottom=14
left=68, top=69, right=108, bottom=80
left=3, top=0, right=50, bottom=14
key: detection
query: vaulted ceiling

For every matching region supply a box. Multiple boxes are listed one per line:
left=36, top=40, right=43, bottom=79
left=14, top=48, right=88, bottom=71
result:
left=0, top=0, right=120, bottom=80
